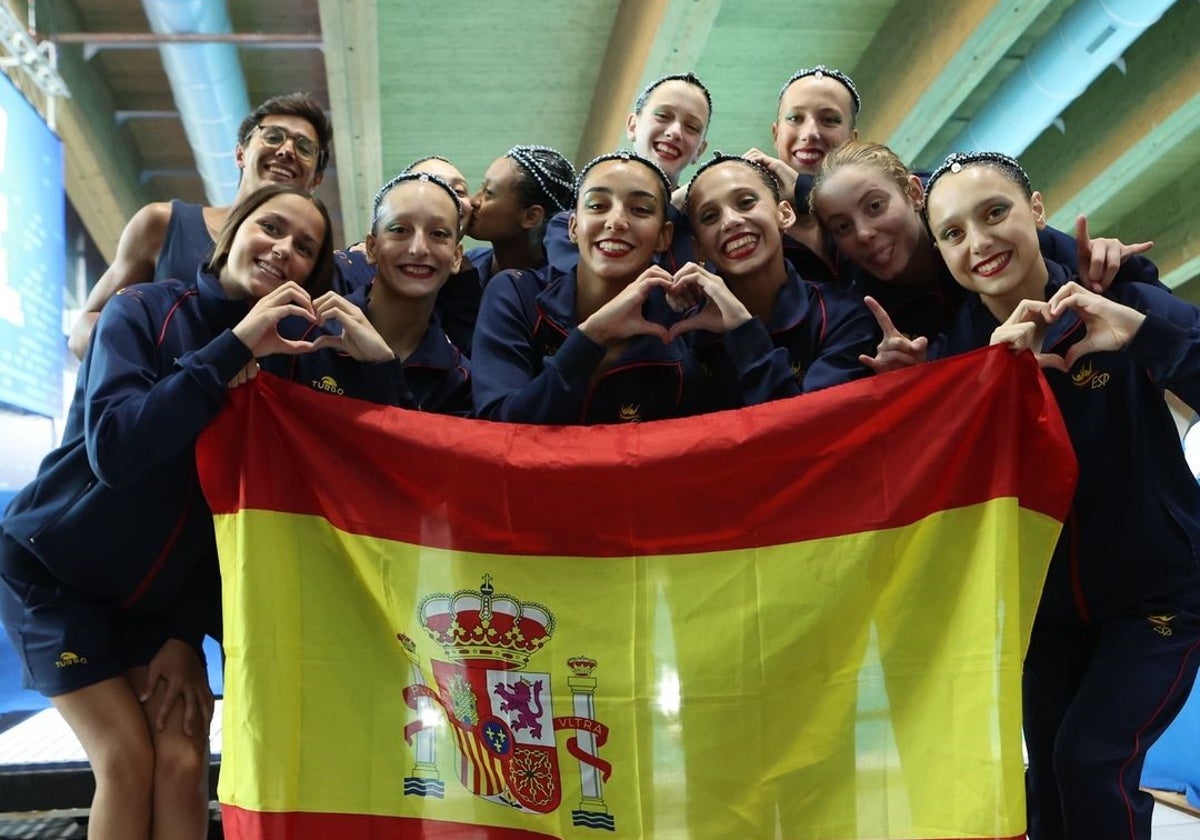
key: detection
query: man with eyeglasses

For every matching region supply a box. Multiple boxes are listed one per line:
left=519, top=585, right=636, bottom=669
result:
left=67, top=92, right=333, bottom=359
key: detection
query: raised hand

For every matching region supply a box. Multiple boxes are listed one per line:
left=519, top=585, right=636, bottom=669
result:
left=309, top=291, right=395, bottom=362
left=858, top=296, right=928, bottom=373
left=578, top=266, right=676, bottom=345
left=989, top=298, right=1059, bottom=368
left=231, top=282, right=318, bottom=356
left=670, top=183, right=689, bottom=212
left=1075, top=215, right=1153, bottom=293
left=1044, top=280, right=1146, bottom=371
left=744, top=148, right=798, bottom=202
left=665, top=262, right=752, bottom=340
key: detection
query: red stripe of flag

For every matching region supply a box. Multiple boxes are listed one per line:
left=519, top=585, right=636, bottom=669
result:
left=221, top=806, right=1029, bottom=840
left=221, top=807, right=563, bottom=839
left=198, top=347, right=1074, bottom=557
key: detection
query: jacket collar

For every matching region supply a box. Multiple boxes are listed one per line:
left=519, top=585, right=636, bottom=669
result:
left=195, top=268, right=253, bottom=328
left=347, top=282, right=462, bottom=371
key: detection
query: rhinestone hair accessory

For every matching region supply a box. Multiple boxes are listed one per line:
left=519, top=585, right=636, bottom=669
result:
left=506, top=145, right=576, bottom=214
left=633, top=72, right=714, bottom=122
left=573, top=150, right=672, bottom=206
left=924, top=151, right=1032, bottom=215
left=372, top=171, right=463, bottom=226
left=685, top=152, right=781, bottom=214
left=778, top=65, right=861, bottom=114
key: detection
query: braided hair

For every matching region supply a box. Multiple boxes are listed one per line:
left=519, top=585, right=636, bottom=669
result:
left=506, top=145, right=576, bottom=215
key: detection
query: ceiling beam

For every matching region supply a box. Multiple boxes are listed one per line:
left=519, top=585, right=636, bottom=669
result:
left=854, top=0, right=1054, bottom=165
left=1044, top=94, right=1200, bottom=232
left=318, top=0, right=381, bottom=242
left=636, top=0, right=724, bottom=89
left=1167, top=256, right=1200, bottom=299
left=574, top=0, right=670, bottom=165
left=1112, top=157, right=1200, bottom=296
left=576, top=0, right=723, bottom=166
left=1140, top=180, right=1199, bottom=296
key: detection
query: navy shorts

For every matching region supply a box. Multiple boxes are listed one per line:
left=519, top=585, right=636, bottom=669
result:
left=0, top=534, right=175, bottom=697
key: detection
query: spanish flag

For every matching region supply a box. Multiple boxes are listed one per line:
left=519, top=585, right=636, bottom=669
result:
left=197, top=347, right=1075, bottom=840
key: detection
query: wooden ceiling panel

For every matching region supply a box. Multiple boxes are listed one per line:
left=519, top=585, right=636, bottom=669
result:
left=230, top=6, right=321, bottom=32
left=69, top=0, right=146, bottom=32
left=242, top=50, right=329, bottom=94
left=92, top=53, right=173, bottom=107
left=376, top=0, right=619, bottom=189
left=1109, top=163, right=1200, bottom=299
left=906, top=53, right=1023, bottom=169
left=126, top=117, right=194, bottom=161
left=713, top=0, right=894, bottom=32
left=44, top=0, right=342, bottom=249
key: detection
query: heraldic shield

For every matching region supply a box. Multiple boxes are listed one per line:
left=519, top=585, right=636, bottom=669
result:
left=428, top=661, right=562, bottom=812
left=399, top=573, right=622, bottom=825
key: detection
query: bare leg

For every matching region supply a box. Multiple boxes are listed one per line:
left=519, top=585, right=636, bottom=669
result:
left=50, top=677, right=153, bottom=840
left=130, top=665, right=211, bottom=840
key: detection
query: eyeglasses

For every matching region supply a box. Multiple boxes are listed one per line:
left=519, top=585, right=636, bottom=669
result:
left=254, top=124, right=320, bottom=163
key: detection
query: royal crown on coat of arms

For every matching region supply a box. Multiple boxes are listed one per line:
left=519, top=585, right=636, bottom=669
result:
left=401, top=575, right=615, bottom=831
left=418, top=574, right=556, bottom=670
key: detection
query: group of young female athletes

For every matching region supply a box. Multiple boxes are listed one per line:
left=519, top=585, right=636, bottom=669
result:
left=0, top=63, right=1197, bottom=840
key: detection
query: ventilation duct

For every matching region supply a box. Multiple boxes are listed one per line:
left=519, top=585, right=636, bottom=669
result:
left=141, top=0, right=251, bottom=205
left=938, top=0, right=1177, bottom=161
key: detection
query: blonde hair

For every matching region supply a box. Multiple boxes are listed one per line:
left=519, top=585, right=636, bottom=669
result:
left=809, top=141, right=916, bottom=216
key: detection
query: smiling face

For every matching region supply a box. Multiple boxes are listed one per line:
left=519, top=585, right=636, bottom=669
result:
left=926, top=165, right=1047, bottom=313
left=688, top=162, right=795, bottom=279
left=812, top=163, right=927, bottom=283
left=772, top=76, right=857, bottom=175
left=627, top=80, right=710, bottom=185
left=467, top=156, right=531, bottom=243
left=220, top=192, right=327, bottom=299
left=368, top=180, right=464, bottom=301
left=408, top=157, right=473, bottom=231
left=568, top=160, right=672, bottom=284
left=236, top=114, right=324, bottom=192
